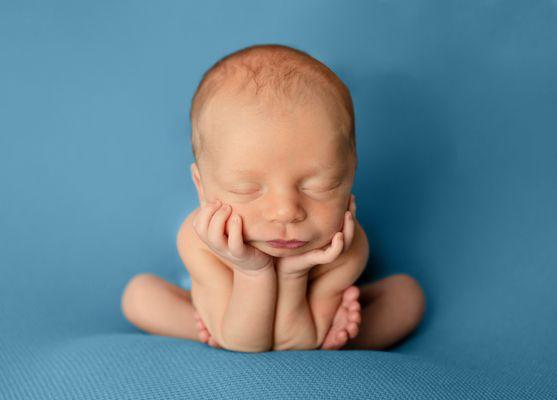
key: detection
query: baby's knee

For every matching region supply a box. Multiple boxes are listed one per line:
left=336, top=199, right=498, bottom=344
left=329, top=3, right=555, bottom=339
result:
left=121, top=273, right=160, bottom=320
left=390, top=274, right=426, bottom=328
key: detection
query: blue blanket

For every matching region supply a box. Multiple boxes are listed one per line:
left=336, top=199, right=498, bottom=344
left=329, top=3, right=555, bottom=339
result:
left=1, top=1, right=556, bottom=398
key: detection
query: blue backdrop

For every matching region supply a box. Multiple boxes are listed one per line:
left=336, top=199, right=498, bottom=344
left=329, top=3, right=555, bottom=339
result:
left=1, top=1, right=556, bottom=398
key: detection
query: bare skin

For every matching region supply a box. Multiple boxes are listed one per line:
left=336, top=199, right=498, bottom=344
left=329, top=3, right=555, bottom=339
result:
left=121, top=79, right=426, bottom=350
left=121, top=271, right=425, bottom=350
left=121, top=196, right=425, bottom=350
left=188, top=193, right=364, bottom=350
left=194, top=285, right=362, bottom=350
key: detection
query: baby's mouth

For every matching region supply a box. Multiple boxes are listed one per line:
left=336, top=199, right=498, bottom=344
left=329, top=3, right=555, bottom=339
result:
left=265, top=240, right=308, bottom=249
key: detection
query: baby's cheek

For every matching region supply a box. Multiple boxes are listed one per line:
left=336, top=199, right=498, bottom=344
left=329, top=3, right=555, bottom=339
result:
left=311, top=224, right=340, bottom=249
left=230, top=208, right=256, bottom=238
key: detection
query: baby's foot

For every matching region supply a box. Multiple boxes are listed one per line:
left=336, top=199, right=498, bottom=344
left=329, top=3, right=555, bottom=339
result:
left=320, top=285, right=362, bottom=350
left=193, top=310, right=222, bottom=349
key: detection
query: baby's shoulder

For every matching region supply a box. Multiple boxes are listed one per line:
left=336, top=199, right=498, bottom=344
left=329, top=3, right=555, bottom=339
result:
left=176, top=208, right=196, bottom=256
left=176, top=208, right=212, bottom=269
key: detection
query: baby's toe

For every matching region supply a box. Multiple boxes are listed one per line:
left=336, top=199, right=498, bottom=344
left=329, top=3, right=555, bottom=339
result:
left=207, top=337, right=218, bottom=348
left=348, top=301, right=361, bottom=312
left=346, top=322, right=359, bottom=339
left=342, top=286, right=360, bottom=305
left=349, top=310, right=361, bottom=324
left=336, top=330, right=348, bottom=345
left=197, top=325, right=210, bottom=340
left=198, top=330, right=210, bottom=342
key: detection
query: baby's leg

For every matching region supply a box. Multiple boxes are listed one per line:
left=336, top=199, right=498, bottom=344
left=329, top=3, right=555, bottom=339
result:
left=343, top=274, right=426, bottom=350
left=192, top=285, right=362, bottom=350
left=121, top=273, right=200, bottom=342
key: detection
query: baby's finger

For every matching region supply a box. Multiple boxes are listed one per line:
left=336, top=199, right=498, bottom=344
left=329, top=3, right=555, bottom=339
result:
left=349, top=194, right=357, bottom=218
left=228, top=213, right=246, bottom=258
left=314, top=232, right=344, bottom=265
left=207, top=203, right=232, bottom=251
left=342, top=211, right=355, bottom=251
left=193, top=200, right=222, bottom=239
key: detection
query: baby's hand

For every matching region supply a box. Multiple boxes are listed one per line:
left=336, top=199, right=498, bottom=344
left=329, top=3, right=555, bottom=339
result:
left=275, top=194, right=357, bottom=277
left=193, top=199, right=273, bottom=273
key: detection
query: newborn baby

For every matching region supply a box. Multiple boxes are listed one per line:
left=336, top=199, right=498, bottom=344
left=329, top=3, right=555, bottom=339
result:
left=121, top=44, right=426, bottom=352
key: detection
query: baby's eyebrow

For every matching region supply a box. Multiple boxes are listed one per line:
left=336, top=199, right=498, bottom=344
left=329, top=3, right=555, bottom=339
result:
left=229, top=163, right=343, bottom=177
left=230, top=168, right=256, bottom=175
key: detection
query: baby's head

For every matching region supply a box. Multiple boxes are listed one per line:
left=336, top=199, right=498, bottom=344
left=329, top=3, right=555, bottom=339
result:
left=188, top=44, right=357, bottom=256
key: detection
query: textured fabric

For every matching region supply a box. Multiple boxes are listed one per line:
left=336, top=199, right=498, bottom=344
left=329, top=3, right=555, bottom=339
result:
left=2, top=1, right=557, bottom=399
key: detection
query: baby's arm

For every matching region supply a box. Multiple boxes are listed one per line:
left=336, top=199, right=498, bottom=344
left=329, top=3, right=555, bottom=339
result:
left=307, top=253, right=367, bottom=346
left=307, top=202, right=368, bottom=347
left=179, top=211, right=277, bottom=353
left=189, top=256, right=277, bottom=352
left=272, top=232, right=346, bottom=351
left=273, top=269, right=318, bottom=350
left=273, top=219, right=369, bottom=350
left=273, top=255, right=367, bottom=350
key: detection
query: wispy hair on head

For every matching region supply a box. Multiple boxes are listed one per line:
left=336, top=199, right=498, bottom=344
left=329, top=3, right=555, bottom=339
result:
left=189, top=44, right=357, bottom=168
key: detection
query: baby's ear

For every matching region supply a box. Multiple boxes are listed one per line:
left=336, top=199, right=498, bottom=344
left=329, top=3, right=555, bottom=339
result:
left=190, top=163, right=204, bottom=203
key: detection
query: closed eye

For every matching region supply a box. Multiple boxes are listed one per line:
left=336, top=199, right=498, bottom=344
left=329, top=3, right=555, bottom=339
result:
left=302, top=181, right=342, bottom=192
left=228, top=189, right=259, bottom=195
left=227, top=180, right=343, bottom=195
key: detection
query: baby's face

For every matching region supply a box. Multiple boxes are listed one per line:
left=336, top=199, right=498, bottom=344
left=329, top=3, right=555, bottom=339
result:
left=192, top=90, right=355, bottom=257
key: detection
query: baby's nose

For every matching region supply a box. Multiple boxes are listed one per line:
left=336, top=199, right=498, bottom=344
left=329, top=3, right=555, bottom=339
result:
left=265, top=200, right=305, bottom=224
